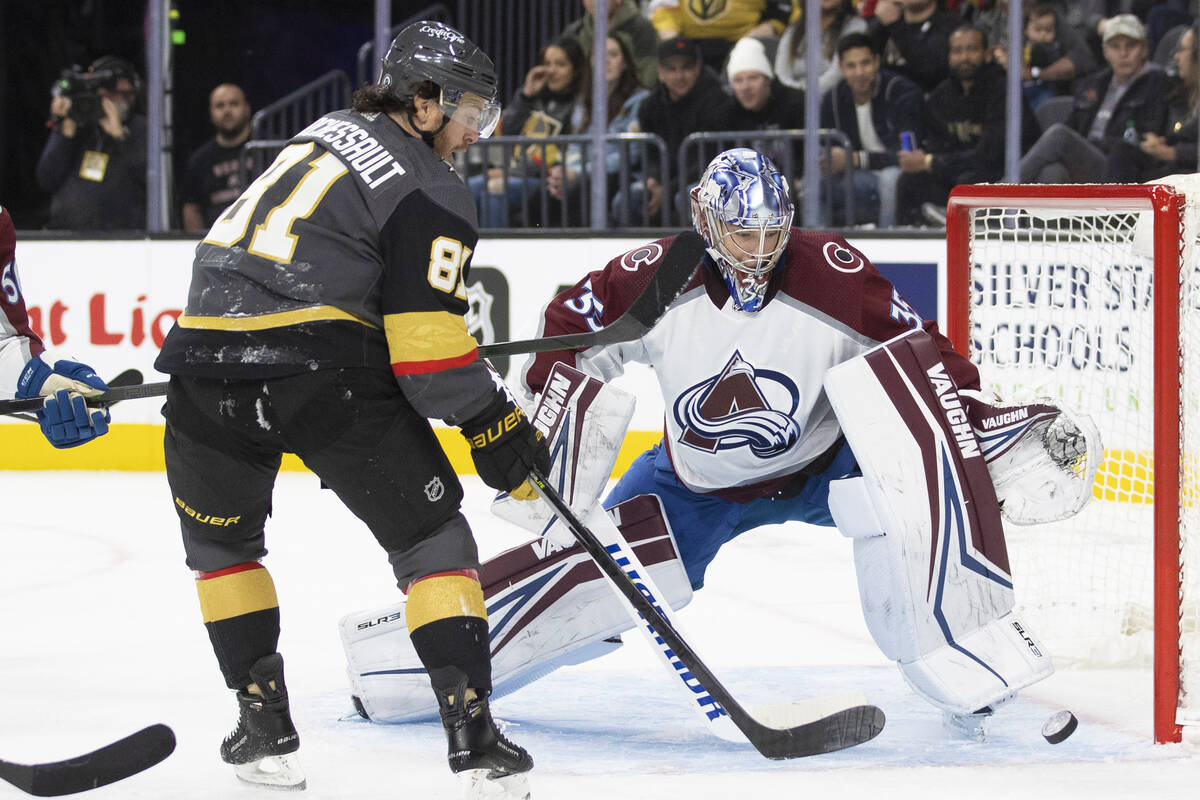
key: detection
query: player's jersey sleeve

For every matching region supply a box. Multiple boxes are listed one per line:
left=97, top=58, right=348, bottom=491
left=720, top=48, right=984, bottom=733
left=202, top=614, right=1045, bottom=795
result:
left=0, top=207, right=44, bottom=399
left=378, top=189, right=498, bottom=423
left=785, top=232, right=979, bottom=391
left=520, top=236, right=686, bottom=397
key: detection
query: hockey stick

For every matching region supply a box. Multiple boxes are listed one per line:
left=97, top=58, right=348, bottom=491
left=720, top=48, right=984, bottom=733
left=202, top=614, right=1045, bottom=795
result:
left=528, top=468, right=886, bottom=759
left=5, top=369, right=145, bottom=423
left=0, top=724, right=175, bottom=797
left=477, top=230, right=705, bottom=357
left=0, top=233, right=706, bottom=418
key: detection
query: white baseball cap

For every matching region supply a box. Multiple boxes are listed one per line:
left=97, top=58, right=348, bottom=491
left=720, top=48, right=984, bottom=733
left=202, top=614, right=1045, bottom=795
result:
left=1103, top=14, right=1146, bottom=44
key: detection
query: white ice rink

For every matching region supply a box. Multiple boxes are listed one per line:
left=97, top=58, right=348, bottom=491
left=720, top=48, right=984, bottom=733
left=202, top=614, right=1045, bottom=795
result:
left=1, top=470, right=1197, bottom=799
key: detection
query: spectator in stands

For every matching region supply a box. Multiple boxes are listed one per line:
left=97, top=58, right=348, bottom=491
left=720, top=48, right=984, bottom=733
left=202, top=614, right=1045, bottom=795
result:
left=180, top=83, right=252, bottom=233
left=868, top=0, right=962, bottom=93
left=895, top=25, right=1037, bottom=226
left=470, top=36, right=589, bottom=227
left=35, top=56, right=146, bottom=230
left=1082, top=3, right=1193, bottom=65
left=820, top=32, right=924, bottom=227
left=563, top=0, right=659, bottom=89
left=1020, top=14, right=1171, bottom=184
left=647, top=0, right=792, bottom=72
left=545, top=32, right=652, bottom=225
left=715, top=36, right=805, bottom=165
left=613, top=37, right=728, bottom=224
left=1140, top=2, right=1194, bottom=56
left=774, top=0, right=868, bottom=96
left=984, top=2, right=1098, bottom=110
left=1106, top=24, right=1198, bottom=181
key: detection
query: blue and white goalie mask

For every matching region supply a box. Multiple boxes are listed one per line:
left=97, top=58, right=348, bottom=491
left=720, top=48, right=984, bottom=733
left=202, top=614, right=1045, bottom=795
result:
left=690, top=148, right=794, bottom=313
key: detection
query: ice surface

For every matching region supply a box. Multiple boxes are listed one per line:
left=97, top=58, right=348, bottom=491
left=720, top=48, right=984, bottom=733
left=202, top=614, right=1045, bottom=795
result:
left=0, top=471, right=1195, bottom=799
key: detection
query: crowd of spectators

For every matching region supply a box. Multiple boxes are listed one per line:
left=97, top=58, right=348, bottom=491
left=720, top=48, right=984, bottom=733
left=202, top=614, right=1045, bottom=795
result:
left=29, top=1, right=1200, bottom=232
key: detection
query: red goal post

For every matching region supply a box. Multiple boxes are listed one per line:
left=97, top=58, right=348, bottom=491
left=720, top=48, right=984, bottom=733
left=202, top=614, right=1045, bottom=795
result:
left=945, top=183, right=1191, bottom=744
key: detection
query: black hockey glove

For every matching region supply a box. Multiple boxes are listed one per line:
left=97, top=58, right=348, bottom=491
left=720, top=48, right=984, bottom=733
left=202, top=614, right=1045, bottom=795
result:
left=460, top=392, right=550, bottom=499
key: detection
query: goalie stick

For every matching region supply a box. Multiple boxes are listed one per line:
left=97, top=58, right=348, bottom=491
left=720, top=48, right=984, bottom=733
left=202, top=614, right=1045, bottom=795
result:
left=0, top=724, right=175, bottom=797
left=0, top=232, right=705, bottom=418
left=527, top=467, right=886, bottom=759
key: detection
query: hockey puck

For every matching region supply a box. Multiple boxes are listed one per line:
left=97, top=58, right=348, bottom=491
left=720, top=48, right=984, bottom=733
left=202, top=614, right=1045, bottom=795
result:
left=1041, top=710, right=1078, bottom=744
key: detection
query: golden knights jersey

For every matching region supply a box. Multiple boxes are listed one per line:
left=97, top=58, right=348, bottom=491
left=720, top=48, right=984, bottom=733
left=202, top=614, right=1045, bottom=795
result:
left=523, top=232, right=980, bottom=501
left=648, top=0, right=792, bottom=41
left=156, top=109, right=494, bottom=421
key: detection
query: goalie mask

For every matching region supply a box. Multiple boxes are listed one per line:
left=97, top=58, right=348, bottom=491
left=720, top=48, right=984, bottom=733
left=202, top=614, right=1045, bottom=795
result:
left=690, top=148, right=794, bottom=313
left=377, top=21, right=502, bottom=137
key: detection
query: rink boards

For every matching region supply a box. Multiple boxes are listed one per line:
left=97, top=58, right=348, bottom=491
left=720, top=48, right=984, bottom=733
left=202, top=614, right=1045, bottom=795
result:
left=1, top=235, right=941, bottom=470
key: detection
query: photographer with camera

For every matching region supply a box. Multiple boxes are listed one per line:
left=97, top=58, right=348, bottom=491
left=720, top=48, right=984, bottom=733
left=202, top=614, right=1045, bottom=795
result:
left=35, top=56, right=146, bottom=230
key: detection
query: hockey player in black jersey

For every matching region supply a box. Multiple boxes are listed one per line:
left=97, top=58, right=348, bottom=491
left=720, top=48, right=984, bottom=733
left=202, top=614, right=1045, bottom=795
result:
left=155, top=21, right=546, bottom=797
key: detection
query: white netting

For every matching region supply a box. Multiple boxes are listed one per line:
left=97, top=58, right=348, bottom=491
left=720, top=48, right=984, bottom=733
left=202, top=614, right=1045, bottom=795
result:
left=962, top=189, right=1200, bottom=732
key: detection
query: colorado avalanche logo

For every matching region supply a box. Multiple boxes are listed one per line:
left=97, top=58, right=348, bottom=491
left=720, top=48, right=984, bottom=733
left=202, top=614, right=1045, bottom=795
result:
left=619, top=242, right=664, bottom=272
left=673, top=351, right=802, bottom=458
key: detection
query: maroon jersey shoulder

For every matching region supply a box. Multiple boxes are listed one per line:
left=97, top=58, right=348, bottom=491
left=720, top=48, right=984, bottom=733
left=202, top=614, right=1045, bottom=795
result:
left=775, top=230, right=979, bottom=390
left=1, top=207, right=44, bottom=356
left=523, top=235, right=690, bottom=393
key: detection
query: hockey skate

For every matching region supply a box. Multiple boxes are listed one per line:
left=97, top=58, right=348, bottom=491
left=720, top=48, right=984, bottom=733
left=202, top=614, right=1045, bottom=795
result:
left=220, top=653, right=305, bottom=790
left=942, top=705, right=994, bottom=741
left=433, top=668, right=532, bottom=800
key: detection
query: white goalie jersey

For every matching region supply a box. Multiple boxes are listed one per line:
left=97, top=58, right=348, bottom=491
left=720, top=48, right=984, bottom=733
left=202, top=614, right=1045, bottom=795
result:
left=521, top=231, right=980, bottom=501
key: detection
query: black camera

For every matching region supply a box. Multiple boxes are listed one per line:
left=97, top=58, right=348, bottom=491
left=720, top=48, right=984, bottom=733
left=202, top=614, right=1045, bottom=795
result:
left=51, top=67, right=119, bottom=127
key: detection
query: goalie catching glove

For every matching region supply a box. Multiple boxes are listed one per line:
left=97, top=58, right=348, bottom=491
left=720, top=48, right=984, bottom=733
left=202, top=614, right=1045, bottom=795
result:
left=16, top=352, right=110, bottom=448
left=460, top=391, right=549, bottom=499
left=960, top=389, right=1104, bottom=526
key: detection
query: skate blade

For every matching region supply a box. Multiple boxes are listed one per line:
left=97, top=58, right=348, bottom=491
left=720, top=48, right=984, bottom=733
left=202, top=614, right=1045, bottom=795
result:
left=942, top=709, right=991, bottom=742
left=458, top=769, right=531, bottom=800
left=233, top=753, right=307, bottom=790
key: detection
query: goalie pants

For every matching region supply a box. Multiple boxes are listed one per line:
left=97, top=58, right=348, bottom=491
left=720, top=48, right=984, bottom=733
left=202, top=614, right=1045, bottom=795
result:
left=604, top=439, right=858, bottom=589
left=162, top=368, right=480, bottom=586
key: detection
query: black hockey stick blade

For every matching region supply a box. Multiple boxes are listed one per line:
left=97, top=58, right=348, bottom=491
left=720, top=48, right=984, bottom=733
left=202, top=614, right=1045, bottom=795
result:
left=527, top=468, right=886, bottom=759
left=0, top=724, right=175, bottom=796
left=106, top=368, right=144, bottom=392
left=477, top=230, right=705, bottom=359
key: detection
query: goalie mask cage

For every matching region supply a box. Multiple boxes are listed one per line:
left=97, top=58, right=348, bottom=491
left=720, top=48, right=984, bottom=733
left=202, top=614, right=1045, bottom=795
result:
left=946, top=183, right=1199, bottom=744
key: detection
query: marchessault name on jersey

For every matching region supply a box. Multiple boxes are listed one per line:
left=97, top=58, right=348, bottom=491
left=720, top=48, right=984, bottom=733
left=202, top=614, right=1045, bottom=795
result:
left=296, top=116, right=407, bottom=189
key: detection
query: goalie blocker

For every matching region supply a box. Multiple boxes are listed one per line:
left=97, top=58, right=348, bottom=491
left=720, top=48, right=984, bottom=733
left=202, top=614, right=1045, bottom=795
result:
left=823, top=328, right=1071, bottom=715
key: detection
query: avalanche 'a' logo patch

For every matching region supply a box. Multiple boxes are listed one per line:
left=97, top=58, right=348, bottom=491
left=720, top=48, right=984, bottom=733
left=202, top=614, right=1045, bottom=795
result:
left=672, top=351, right=802, bottom=458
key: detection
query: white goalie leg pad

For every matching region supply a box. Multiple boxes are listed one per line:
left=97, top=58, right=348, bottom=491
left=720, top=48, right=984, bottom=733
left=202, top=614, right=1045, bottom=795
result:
left=340, top=494, right=691, bottom=723
left=824, top=329, right=1054, bottom=713
left=492, top=362, right=635, bottom=547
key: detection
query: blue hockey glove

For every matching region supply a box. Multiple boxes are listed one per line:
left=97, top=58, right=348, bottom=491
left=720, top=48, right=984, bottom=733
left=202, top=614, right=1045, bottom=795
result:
left=16, top=354, right=111, bottom=449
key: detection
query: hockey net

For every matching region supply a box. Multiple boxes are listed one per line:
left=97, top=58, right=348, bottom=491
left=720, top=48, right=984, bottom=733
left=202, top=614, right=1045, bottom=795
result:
left=946, top=182, right=1200, bottom=744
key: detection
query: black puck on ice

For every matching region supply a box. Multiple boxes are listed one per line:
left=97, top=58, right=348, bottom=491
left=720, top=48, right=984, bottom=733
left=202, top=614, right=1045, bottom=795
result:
left=1041, top=710, right=1078, bottom=744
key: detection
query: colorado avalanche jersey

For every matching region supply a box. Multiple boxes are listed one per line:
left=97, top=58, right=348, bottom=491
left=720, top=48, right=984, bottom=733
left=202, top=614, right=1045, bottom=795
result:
left=0, top=207, right=44, bottom=398
left=522, top=232, right=980, bottom=500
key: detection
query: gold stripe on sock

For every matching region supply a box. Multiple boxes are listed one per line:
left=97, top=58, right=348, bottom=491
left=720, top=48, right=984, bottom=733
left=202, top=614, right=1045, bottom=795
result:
left=406, top=575, right=486, bottom=633
left=196, top=564, right=279, bottom=623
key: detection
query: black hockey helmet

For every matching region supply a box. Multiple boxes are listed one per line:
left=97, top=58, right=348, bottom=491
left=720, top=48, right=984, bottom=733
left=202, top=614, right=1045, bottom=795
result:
left=377, top=21, right=501, bottom=137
